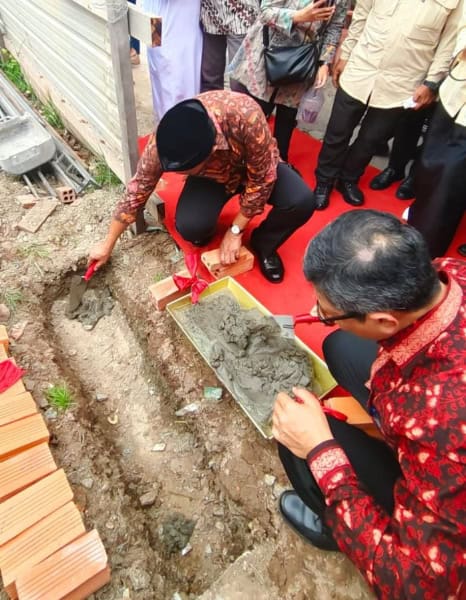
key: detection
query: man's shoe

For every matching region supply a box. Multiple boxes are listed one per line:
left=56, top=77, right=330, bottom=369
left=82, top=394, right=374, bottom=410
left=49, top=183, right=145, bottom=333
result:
left=279, top=491, right=339, bottom=552
left=336, top=181, right=364, bottom=206
left=396, top=175, right=415, bottom=200
left=252, top=247, right=284, bottom=283
left=457, top=244, right=466, bottom=257
left=369, top=167, right=404, bottom=191
left=314, top=181, right=333, bottom=210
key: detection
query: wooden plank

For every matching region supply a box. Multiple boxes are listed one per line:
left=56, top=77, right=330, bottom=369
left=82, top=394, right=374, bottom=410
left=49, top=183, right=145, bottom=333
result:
left=0, top=413, right=49, bottom=462
left=127, top=3, right=161, bottom=47
left=0, top=502, right=85, bottom=599
left=0, top=377, right=26, bottom=401
left=0, top=325, right=8, bottom=352
left=0, top=469, right=73, bottom=545
left=15, top=529, right=110, bottom=600
left=0, top=344, right=8, bottom=361
left=0, top=391, right=38, bottom=427
left=0, top=443, right=56, bottom=502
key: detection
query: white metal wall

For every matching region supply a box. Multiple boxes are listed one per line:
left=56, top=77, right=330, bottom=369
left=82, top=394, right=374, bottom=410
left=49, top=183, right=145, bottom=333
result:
left=0, top=0, right=138, bottom=182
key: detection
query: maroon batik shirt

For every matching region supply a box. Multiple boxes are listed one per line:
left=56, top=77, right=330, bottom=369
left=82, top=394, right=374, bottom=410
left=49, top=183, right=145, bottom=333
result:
left=113, top=90, right=280, bottom=225
left=308, top=258, right=466, bottom=599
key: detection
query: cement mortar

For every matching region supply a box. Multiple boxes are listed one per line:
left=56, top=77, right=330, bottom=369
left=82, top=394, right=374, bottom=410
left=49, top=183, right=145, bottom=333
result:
left=66, top=286, right=115, bottom=329
left=178, top=293, right=314, bottom=432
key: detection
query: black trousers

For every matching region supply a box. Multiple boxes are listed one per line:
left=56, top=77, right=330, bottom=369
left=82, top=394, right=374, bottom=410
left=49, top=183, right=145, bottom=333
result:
left=278, top=330, right=402, bottom=518
left=316, top=87, right=404, bottom=184
left=200, top=32, right=248, bottom=94
left=409, top=101, right=466, bottom=258
left=389, top=105, right=434, bottom=177
left=253, top=96, right=298, bottom=162
left=175, top=162, right=315, bottom=255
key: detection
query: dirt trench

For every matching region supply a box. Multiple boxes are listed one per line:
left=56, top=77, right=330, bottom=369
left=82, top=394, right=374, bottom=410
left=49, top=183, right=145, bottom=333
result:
left=0, top=172, right=373, bottom=599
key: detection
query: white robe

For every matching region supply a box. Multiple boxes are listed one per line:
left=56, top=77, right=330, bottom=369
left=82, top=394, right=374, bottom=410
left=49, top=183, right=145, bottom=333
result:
left=143, top=0, right=203, bottom=119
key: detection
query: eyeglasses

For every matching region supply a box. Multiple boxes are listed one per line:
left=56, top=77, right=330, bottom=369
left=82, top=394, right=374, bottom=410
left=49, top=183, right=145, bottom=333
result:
left=314, top=300, right=363, bottom=327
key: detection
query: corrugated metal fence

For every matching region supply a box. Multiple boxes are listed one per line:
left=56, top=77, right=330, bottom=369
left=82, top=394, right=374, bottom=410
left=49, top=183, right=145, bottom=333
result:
left=0, top=0, right=139, bottom=182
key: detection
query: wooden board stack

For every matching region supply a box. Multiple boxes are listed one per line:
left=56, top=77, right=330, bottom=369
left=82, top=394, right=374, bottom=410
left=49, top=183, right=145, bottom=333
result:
left=0, top=325, right=111, bottom=599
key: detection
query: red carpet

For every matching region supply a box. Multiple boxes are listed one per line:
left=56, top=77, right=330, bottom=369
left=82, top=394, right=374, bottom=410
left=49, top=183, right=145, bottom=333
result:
left=139, top=128, right=465, bottom=359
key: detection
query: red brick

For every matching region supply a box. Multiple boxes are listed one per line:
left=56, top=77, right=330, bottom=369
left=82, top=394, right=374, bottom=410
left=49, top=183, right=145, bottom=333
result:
left=0, top=502, right=85, bottom=599
left=56, top=186, right=76, bottom=204
left=148, top=268, right=191, bottom=310
left=0, top=443, right=56, bottom=502
left=201, top=246, right=254, bottom=279
left=0, top=469, right=73, bottom=545
left=15, top=529, right=110, bottom=600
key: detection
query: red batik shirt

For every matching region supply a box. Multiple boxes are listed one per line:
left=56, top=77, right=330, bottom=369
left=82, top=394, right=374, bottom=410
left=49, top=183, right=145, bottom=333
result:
left=113, top=90, right=280, bottom=225
left=308, top=258, right=466, bottom=599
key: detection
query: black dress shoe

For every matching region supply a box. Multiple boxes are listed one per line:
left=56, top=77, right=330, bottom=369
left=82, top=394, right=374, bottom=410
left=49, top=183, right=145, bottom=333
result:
left=458, top=244, right=466, bottom=257
left=369, top=167, right=404, bottom=191
left=336, top=181, right=364, bottom=206
left=279, top=491, right=339, bottom=551
left=396, top=175, right=415, bottom=200
left=252, top=248, right=284, bottom=283
left=314, top=181, right=333, bottom=210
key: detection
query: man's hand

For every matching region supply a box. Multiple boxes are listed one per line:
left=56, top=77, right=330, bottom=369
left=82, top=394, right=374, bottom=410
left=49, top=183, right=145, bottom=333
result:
left=412, top=84, right=436, bottom=110
left=89, top=240, right=113, bottom=270
left=272, top=387, right=334, bottom=458
left=314, top=64, right=329, bottom=89
left=220, top=230, right=242, bottom=265
left=294, top=0, right=335, bottom=24
left=332, top=59, right=347, bottom=87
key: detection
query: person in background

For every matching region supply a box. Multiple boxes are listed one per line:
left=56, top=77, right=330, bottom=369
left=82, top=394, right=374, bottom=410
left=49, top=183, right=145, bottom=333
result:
left=313, top=0, right=462, bottom=210
left=88, top=91, right=316, bottom=284
left=369, top=106, right=435, bottom=200
left=128, top=0, right=141, bottom=66
left=408, top=19, right=466, bottom=258
left=273, top=210, right=466, bottom=599
left=229, top=0, right=349, bottom=164
left=143, top=0, right=203, bottom=119
left=200, top=0, right=260, bottom=93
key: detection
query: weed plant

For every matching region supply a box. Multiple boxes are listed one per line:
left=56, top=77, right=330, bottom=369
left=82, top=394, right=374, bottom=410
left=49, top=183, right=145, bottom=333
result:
left=45, top=383, right=75, bottom=411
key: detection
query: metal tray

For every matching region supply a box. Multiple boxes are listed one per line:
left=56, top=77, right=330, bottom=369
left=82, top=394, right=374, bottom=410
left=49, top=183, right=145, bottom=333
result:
left=167, top=277, right=337, bottom=438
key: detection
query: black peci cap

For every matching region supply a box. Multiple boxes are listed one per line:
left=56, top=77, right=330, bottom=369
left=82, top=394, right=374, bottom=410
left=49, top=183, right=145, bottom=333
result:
left=156, top=99, right=216, bottom=172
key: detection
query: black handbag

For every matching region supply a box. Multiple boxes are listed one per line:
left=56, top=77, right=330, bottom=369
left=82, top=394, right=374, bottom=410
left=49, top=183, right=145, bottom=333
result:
left=262, top=24, right=325, bottom=87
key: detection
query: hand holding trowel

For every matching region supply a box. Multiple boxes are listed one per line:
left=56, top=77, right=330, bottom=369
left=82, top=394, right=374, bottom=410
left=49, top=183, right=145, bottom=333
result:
left=68, top=260, right=98, bottom=312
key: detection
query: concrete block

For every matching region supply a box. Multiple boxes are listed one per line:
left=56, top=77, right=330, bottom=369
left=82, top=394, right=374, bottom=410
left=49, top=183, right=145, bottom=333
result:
left=148, top=268, right=191, bottom=311
left=0, top=413, right=49, bottom=461
left=15, top=529, right=110, bottom=600
left=201, top=246, right=254, bottom=279
left=0, top=469, right=73, bottom=545
left=0, top=443, right=56, bottom=502
left=0, top=390, right=38, bottom=426
left=56, top=186, right=76, bottom=204
left=0, top=502, right=85, bottom=599
left=16, top=198, right=58, bottom=233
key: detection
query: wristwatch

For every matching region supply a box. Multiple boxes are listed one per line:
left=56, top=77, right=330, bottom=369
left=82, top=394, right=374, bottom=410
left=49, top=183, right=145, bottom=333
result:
left=423, top=80, right=441, bottom=93
left=230, top=224, right=244, bottom=235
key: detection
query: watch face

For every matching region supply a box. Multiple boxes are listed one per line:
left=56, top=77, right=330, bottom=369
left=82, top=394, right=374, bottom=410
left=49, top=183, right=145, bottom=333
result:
left=231, top=225, right=241, bottom=235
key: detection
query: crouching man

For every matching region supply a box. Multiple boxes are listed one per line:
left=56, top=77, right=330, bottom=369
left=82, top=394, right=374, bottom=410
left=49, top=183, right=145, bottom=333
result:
left=273, top=210, right=466, bottom=598
left=89, top=90, right=315, bottom=283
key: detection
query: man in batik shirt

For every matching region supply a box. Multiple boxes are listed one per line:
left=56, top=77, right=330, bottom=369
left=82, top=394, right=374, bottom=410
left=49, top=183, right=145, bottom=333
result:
left=273, top=210, right=465, bottom=598
left=89, top=90, right=315, bottom=283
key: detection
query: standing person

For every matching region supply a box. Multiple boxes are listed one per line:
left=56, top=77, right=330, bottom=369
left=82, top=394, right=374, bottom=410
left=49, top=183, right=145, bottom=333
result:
left=408, top=24, right=466, bottom=258
left=369, top=106, right=435, bottom=200
left=88, top=91, right=316, bottom=283
left=272, top=210, right=466, bottom=599
left=229, top=0, right=349, bottom=163
left=143, top=0, right=202, bottom=119
left=200, top=0, right=260, bottom=93
left=312, top=0, right=462, bottom=210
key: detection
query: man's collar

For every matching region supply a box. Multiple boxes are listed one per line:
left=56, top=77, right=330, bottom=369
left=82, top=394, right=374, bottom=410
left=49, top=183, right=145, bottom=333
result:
left=370, top=271, right=462, bottom=376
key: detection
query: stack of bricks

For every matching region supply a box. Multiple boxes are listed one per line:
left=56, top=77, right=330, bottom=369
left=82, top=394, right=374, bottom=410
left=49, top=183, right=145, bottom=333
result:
left=0, top=325, right=111, bottom=599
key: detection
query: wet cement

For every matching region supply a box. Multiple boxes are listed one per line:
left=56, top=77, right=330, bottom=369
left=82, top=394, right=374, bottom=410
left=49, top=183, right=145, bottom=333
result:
left=160, top=514, right=195, bottom=555
left=178, top=293, right=314, bottom=432
left=66, top=284, right=115, bottom=330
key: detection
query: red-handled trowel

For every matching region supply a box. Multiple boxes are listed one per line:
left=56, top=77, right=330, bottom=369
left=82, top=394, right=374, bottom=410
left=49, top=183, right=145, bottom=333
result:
left=68, top=261, right=98, bottom=312
left=273, top=313, right=321, bottom=339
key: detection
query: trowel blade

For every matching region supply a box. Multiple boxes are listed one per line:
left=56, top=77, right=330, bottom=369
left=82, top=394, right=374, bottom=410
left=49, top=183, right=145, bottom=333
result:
left=273, top=315, right=295, bottom=339
left=68, top=275, right=87, bottom=312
